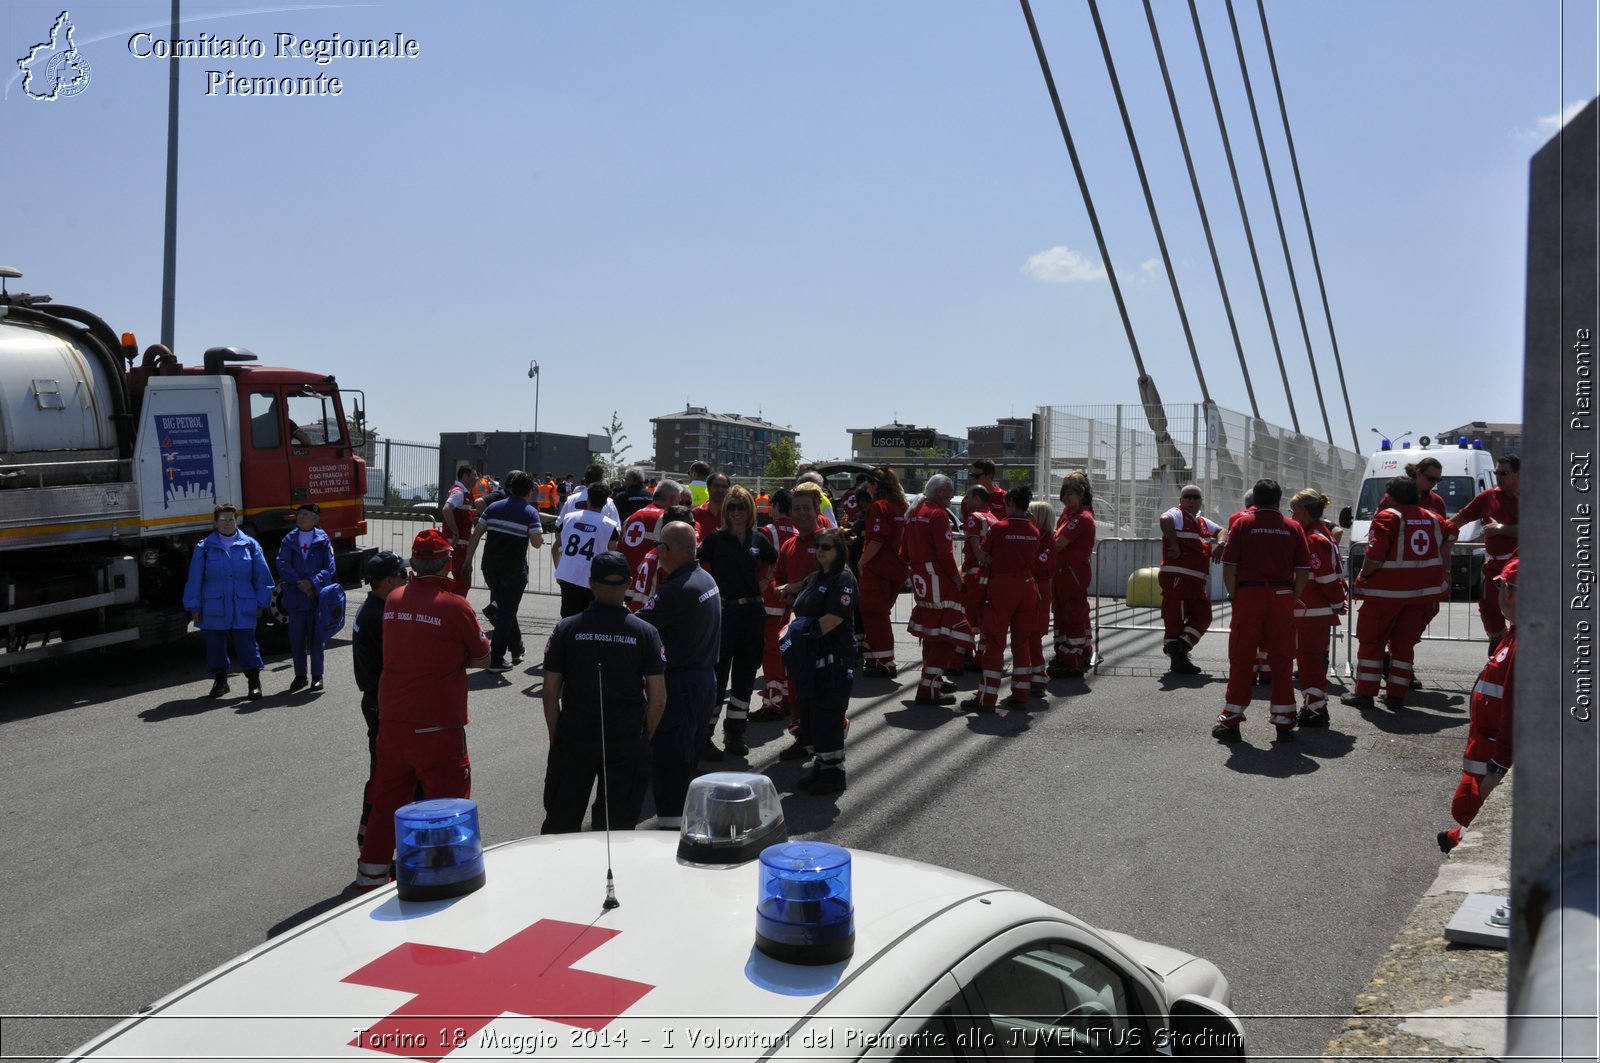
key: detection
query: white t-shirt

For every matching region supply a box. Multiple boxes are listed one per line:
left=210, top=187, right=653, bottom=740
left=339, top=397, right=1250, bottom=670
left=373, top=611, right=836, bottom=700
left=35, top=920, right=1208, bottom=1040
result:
left=552, top=510, right=621, bottom=586
left=557, top=485, right=621, bottom=525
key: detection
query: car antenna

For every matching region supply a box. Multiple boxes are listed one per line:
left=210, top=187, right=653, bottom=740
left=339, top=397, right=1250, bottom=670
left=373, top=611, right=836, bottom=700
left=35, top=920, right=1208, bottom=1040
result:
left=597, top=663, right=620, bottom=910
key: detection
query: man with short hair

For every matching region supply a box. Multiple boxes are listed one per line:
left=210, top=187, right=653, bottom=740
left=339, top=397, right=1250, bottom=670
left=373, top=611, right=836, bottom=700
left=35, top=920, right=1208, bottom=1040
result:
left=686, top=461, right=712, bottom=507
left=466, top=470, right=545, bottom=669
left=693, top=472, right=730, bottom=539
left=1452, top=455, right=1521, bottom=651
left=968, top=460, right=1009, bottom=519
left=619, top=480, right=678, bottom=589
left=355, top=528, right=491, bottom=891
left=637, top=522, right=721, bottom=829
left=629, top=504, right=692, bottom=612
left=541, top=551, right=667, bottom=834
left=352, top=550, right=408, bottom=846
left=615, top=467, right=654, bottom=523
left=552, top=482, right=622, bottom=618
left=558, top=463, right=622, bottom=525
left=1158, top=484, right=1222, bottom=676
left=440, top=464, right=478, bottom=596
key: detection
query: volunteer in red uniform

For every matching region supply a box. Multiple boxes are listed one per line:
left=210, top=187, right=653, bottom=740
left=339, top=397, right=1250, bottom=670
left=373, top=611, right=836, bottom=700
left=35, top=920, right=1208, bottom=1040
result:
left=440, top=464, right=478, bottom=596
left=692, top=472, right=730, bottom=540
left=1438, top=558, right=1517, bottom=854
left=1214, top=479, right=1310, bottom=743
left=628, top=505, right=692, bottom=612
left=619, top=479, right=677, bottom=583
left=964, top=487, right=1041, bottom=711
left=1378, top=457, right=1449, bottom=517
left=903, top=475, right=971, bottom=705
left=1026, top=500, right=1057, bottom=699
left=1341, top=475, right=1452, bottom=711
left=967, top=460, right=1011, bottom=519
left=355, top=528, right=491, bottom=891
left=770, top=483, right=827, bottom=730
left=1452, top=455, right=1520, bottom=651
left=1049, top=474, right=1097, bottom=678
left=839, top=473, right=870, bottom=529
left=1159, top=483, right=1222, bottom=676
left=960, top=483, right=1001, bottom=671
left=1289, top=489, right=1348, bottom=727
left=753, top=488, right=799, bottom=720
left=856, top=467, right=909, bottom=677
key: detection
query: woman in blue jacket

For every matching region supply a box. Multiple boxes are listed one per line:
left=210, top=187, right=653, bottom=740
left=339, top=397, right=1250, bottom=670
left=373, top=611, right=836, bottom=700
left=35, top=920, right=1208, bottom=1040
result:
left=276, top=502, right=337, bottom=693
left=183, top=503, right=275, bottom=699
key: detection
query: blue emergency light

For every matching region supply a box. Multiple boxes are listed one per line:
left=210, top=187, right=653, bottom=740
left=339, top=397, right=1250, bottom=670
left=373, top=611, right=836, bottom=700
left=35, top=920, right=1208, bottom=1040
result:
left=1401, top=441, right=1411, bottom=449
left=1459, top=436, right=1469, bottom=448
left=394, top=798, right=486, bottom=901
left=754, top=842, right=855, bottom=965
left=1380, top=438, right=1391, bottom=451
left=1473, top=438, right=1483, bottom=450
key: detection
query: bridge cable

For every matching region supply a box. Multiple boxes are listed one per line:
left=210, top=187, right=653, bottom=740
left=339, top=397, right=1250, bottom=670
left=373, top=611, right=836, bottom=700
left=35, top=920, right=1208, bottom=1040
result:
left=1254, top=0, right=1361, bottom=453
left=1186, top=0, right=1300, bottom=432
left=1016, top=0, right=1150, bottom=382
left=1085, top=0, right=1212, bottom=405
left=1223, top=0, right=1334, bottom=444
left=1142, top=0, right=1260, bottom=420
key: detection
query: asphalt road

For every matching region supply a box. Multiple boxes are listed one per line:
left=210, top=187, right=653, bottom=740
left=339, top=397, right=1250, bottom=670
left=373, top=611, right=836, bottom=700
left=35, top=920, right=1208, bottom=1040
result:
left=1, top=586, right=1491, bottom=1061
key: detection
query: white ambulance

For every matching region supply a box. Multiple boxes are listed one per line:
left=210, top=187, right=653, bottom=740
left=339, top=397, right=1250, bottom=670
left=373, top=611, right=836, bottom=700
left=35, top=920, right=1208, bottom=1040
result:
left=1339, top=436, right=1499, bottom=594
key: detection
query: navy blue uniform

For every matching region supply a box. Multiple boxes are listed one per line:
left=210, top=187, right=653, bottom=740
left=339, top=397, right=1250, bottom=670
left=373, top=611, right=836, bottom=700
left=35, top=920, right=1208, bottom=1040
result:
left=786, top=567, right=857, bottom=770
left=541, top=601, right=666, bottom=833
left=479, top=495, right=543, bottom=664
left=698, top=529, right=780, bottom=725
left=638, top=562, right=721, bottom=821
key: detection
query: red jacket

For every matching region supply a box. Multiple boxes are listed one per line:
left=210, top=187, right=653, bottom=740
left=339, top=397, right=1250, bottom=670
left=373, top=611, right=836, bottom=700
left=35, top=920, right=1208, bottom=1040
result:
left=1360, top=505, right=1452, bottom=602
left=862, top=498, right=909, bottom=582
left=1054, top=506, right=1096, bottom=588
left=987, top=516, right=1041, bottom=581
left=1294, top=526, right=1348, bottom=625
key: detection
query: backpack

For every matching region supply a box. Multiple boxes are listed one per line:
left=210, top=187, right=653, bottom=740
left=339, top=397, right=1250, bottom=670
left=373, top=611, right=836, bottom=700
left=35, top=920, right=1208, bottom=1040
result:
left=317, top=582, right=348, bottom=643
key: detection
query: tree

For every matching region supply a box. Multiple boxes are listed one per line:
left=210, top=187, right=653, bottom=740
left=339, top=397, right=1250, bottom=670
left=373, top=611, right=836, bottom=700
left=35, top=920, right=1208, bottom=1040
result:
left=594, top=411, right=632, bottom=479
left=765, top=437, right=800, bottom=480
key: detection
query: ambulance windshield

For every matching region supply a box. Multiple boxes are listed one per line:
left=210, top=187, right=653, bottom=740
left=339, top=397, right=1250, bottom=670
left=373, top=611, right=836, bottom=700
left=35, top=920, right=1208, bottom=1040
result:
left=1354, top=476, right=1477, bottom=520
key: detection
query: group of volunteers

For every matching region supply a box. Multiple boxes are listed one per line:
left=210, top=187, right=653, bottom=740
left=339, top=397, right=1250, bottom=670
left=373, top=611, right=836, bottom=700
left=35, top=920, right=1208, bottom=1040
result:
left=202, top=443, right=1514, bottom=891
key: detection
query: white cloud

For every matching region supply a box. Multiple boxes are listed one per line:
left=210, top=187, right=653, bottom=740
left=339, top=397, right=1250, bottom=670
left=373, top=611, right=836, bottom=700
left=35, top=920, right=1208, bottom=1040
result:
left=1022, top=245, right=1106, bottom=284
left=1140, top=257, right=1161, bottom=280
left=1516, top=99, right=1590, bottom=140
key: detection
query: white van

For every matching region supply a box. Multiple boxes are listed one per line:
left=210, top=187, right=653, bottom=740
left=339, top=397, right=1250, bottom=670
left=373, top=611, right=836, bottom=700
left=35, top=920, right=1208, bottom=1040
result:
left=1339, top=438, right=1499, bottom=595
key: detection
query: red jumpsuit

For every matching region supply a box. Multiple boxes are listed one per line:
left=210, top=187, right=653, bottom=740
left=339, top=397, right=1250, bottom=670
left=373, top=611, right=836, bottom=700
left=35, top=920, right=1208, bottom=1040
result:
left=772, top=526, right=821, bottom=728
left=1452, top=487, right=1519, bottom=645
left=904, top=500, right=973, bottom=700
left=1028, top=526, right=1052, bottom=696
left=960, top=504, right=1000, bottom=666
left=692, top=502, right=722, bottom=541
left=1443, top=625, right=1515, bottom=850
left=1353, top=505, right=1451, bottom=701
left=858, top=497, right=908, bottom=672
left=978, top=516, right=1042, bottom=707
left=1292, top=525, right=1348, bottom=720
left=757, top=517, right=798, bottom=717
left=443, top=481, right=476, bottom=596
left=1160, top=506, right=1220, bottom=652
left=1051, top=506, right=1096, bottom=673
left=619, top=502, right=665, bottom=577
left=627, top=549, right=661, bottom=613
left=1217, top=508, right=1310, bottom=734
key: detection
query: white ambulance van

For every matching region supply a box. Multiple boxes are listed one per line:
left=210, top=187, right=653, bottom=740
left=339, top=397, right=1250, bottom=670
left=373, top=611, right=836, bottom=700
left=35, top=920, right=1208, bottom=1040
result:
left=1339, top=436, right=1499, bottom=596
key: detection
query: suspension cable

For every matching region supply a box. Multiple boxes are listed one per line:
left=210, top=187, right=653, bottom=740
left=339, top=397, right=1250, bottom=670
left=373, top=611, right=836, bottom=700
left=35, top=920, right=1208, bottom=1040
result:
left=1142, top=0, right=1259, bottom=419
left=1254, top=0, right=1360, bottom=452
left=1224, top=0, right=1333, bottom=444
left=1017, top=0, right=1149, bottom=381
left=1086, top=0, right=1211, bottom=404
left=1186, top=0, right=1299, bottom=432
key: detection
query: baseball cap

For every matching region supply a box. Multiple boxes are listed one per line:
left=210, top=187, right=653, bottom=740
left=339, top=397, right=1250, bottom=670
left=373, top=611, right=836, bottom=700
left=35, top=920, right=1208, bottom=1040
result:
left=411, top=527, right=454, bottom=561
left=1496, top=557, right=1518, bottom=586
left=366, top=550, right=407, bottom=585
left=590, top=551, right=632, bottom=586
left=297, top=502, right=321, bottom=514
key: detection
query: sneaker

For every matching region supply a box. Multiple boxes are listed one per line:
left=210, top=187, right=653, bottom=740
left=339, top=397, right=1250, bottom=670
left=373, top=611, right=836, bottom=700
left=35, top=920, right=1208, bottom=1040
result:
left=1298, top=709, right=1330, bottom=728
left=1339, top=693, right=1376, bottom=710
left=913, top=693, right=958, bottom=706
left=1274, top=726, right=1296, bottom=743
left=1211, top=723, right=1243, bottom=742
left=308, top=676, right=324, bottom=693
left=511, top=649, right=525, bottom=665
left=808, top=767, right=847, bottom=796
left=486, top=660, right=513, bottom=672
left=287, top=675, right=308, bottom=694
left=777, top=738, right=812, bottom=762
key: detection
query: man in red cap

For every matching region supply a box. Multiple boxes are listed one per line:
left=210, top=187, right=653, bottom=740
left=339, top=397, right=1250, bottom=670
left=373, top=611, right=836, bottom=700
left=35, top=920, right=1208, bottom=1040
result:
left=355, top=527, right=491, bottom=891
left=1438, top=555, right=1518, bottom=854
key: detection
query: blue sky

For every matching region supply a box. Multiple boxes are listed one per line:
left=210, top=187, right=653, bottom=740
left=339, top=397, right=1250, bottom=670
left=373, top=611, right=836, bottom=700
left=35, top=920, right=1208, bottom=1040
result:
left=3, top=1, right=1593, bottom=469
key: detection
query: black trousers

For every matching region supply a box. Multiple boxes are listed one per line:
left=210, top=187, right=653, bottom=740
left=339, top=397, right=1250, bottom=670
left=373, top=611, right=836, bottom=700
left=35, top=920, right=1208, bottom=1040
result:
left=650, top=668, right=716, bottom=819
left=714, top=601, right=766, bottom=725
left=484, top=565, right=528, bottom=661
left=540, top=734, right=650, bottom=834
left=799, top=679, right=851, bottom=765
left=558, top=579, right=594, bottom=618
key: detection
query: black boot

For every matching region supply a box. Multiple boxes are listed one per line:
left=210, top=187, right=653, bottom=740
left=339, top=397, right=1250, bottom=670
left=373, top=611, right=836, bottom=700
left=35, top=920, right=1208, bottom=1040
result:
left=245, top=670, right=263, bottom=700
left=722, top=718, right=748, bottom=757
left=207, top=670, right=230, bottom=699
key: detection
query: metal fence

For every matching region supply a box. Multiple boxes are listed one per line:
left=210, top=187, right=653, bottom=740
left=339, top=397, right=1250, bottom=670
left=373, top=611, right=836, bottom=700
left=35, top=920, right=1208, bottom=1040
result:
left=359, top=512, right=562, bottom=597
left=1034, top=403, right=1360, bottom=538
left=362, top=437, right=443, bottom=506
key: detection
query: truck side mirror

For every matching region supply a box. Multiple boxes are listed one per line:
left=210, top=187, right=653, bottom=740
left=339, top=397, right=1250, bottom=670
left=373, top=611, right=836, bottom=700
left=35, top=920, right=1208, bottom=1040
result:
left=1338, top=506, right=1353, bottom=529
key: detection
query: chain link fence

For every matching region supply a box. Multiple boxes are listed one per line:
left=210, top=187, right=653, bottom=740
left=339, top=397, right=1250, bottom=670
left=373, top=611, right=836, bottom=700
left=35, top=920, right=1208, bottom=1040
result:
left=361, top=437, right=443, bottom=507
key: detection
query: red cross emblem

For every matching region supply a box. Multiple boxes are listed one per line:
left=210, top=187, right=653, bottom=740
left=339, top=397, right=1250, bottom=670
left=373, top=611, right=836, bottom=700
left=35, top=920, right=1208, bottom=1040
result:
left=342, top=918, right=653, bottom=1062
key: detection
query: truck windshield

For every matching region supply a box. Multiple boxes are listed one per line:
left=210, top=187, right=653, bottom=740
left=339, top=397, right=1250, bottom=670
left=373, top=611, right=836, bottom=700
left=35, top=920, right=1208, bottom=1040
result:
left=1355, top=476, right=1477, bottom=520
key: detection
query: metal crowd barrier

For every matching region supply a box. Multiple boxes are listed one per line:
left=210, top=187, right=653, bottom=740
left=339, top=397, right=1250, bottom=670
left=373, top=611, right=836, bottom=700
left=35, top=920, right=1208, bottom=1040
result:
left=1339, top=542, right=1494, bottom=674
left=359, top=511, right=561, bottom=597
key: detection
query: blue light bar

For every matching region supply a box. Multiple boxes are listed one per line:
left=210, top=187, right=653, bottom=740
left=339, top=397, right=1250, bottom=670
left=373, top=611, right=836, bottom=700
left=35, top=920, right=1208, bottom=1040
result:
left=754, top=842, right=854, bottom=965
left=1380, top=438, right=1391, bottom=451
left=1459, top=436, right=1469, bottom=448
left=394, top=798, right=486, bottom=901
left=1401, top=441, right=1411, bottom=449
left=1473, top=438, right=1483, bottom=449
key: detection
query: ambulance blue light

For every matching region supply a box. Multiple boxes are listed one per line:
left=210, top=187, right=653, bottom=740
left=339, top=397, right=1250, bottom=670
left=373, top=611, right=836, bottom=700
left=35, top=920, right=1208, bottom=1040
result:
left=754, top=842, right=855, bottom=965
left=1380, top=438, right=1391, bottom=451
left=1401, top=441, right=1411, bottom=449
left=394, top=798, right=486, bottom=901
left=1459, top=436, right=1469, bottom=448
left=1473, top=438, right=1483, bottom=450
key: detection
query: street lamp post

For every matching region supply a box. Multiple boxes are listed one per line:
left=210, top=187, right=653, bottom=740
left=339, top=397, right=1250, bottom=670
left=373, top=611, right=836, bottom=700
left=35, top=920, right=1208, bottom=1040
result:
left=527, top=360, right=540, bottom=467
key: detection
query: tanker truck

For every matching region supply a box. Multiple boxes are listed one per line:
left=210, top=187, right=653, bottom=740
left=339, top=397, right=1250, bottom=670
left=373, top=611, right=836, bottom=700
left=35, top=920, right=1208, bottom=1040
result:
left=0, top=268, right=372, bottom=665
